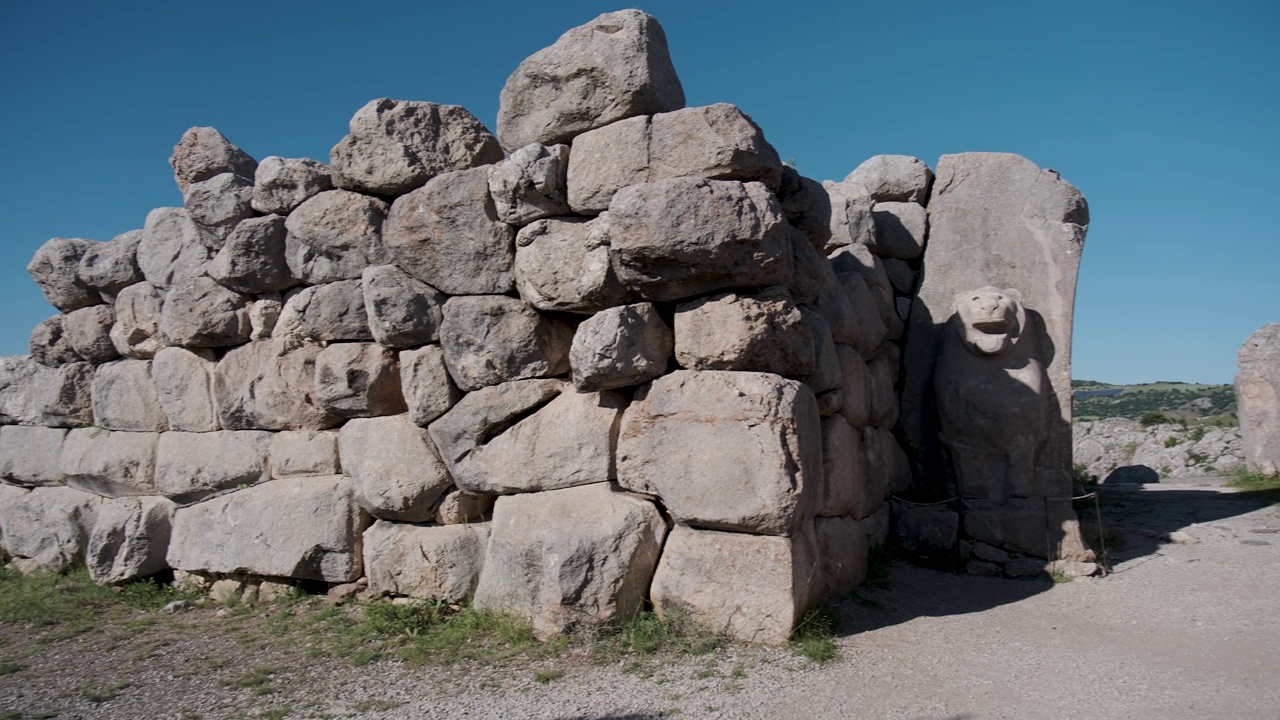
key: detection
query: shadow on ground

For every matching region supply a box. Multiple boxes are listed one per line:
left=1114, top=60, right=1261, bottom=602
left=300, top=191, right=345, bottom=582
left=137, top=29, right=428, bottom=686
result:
left=834, top=479, right=1280, bottom=637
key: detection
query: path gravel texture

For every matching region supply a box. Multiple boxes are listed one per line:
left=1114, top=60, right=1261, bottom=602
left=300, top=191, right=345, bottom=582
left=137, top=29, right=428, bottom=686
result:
left=3, top=475, right=1278, bottom=719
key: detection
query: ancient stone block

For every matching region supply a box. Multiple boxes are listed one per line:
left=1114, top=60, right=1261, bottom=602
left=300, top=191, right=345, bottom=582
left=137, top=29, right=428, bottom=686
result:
left=208, top=215, right=297, bottom=293
left=566, top=116, right=649, bottom=214
left=0, top=426, right=67, bottom=486
left=870, top=201, right=927, bottom=260
left=0, top=485, right=100, bottom=573
left=339, top=414, right=454, bottom=522
left=154, top=430, right=272, bottom=501
left=399, top=345, right=461, bottom=427
left=30, top=316, right=81, bottom=367
left=474, top=483, right=666, bottom=639
left=110, top=282, right=166, bottom=359
left=496, top=9, right=684, bottom=151
left=569, top=302, right=672, bottom=392
left=361, top=265, right=445, bottom=348
left=62, top=305, right=118, bottom=364
left=170, top=127, right=257, bottom=193
left=514, top=215, right=628, bottom=313
left=487, top=143, right=570, bottom=225
left=278, top=281, right=372, bottom=342
left=184, top=173, right=256, bottom=237
left=34, top=362, right=95, bottom=428
left=428, top=378, right=565, bottom=480
left=28, top=237, right=101, bottom=312
left=819, top=414, right=868, bottom=518
left=252, top=156, right=333, bottom=215
left=364, top=521, right=489, bottom=601
left=269, top=430, right=340, bottom=478
left=213, top=340, right=340, bottom=431
left=439, top=296, right=573, bottom=391
left=92, top=359, right=167, bottom=432
left=0, top=356, right=43, bottom=426
left=435, top=488, right=495, bottom=525
left=815, top=515, right=869, bottom=597
left=1236, top=323, right=1280, bottom=475
left=674, top=288, right=814, bottom=379
left=314, top=342, right=406, bottom=418
left=824, top=180, right=875, bottom=253
left=86, top=496, right=174, bottom=584
left=844, top=154, right=934, bottom=203
left=865, top=425, right=911, bottom=501
left=867, top=343, right=901, bottom=428
left=617, top=370, right=821, bottom=535
left=137, top=208, right=214, bottom=288
left=151, top=347, right=219, bottom=432
left=167, top=475, right=364, bottom=583
left=800, top=307, right=840, bottom=395
left=284, top=189, right=388, bottom=282
left=78, top=229, right=143, bottom=296
left=158, top=277, right=252, bottom=348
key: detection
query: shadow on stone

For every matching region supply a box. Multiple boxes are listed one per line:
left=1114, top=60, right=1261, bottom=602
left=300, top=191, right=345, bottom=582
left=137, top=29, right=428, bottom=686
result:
left=1103, top=464, right=1160, bottom=485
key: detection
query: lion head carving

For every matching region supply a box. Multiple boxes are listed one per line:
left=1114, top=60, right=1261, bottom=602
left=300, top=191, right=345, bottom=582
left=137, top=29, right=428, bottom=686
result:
left=950, top=286, right=1026, bottom=356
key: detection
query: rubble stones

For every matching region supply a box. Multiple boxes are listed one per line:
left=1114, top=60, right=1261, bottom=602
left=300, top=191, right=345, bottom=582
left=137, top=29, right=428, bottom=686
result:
left=569, top=302, right=672, bottom=392
left=78, top=230, right=143, bottom=296
left=92, top=359, right=167, bottom=432
left=313, top=342, right=406, bottom=418
left=137, top=208, right=214, bottom=288
left=252, top=156, right=333, bottom=215
left=170, top=127, right=257, bottom=194
left=184, top=173, right=256, bottom=236
left=86, top=496, right=174, bottom=584
left=109, top=283, right=166, bottom=359
left=339, top=415, right=454, bottom=522
left=363, top=521, right=489, bottom=601
left=284, top=190, right=388, bottom=281
left=154, top=430, right=272, bottom=501
left=62, top=305, right=119, bottom=364
left=435, top=488, right=495, bottom=524
left=330, top=99, right=502, bottom=197
left=159, top=277, right=252, bottom=348
left=166, top=475, right=364, bottom=583
left=27, top=238, right=101, bottom=312
left=844, top=154, right=934, bottom=203
left=514, top=216, right=627, bottom=313
left=208, top=215, right=296, bottom=293
left=439, top=296, right=573, bottom=391
left=58, top=428, right=158, bottom=497
left=30, top=316, right=81, bottom=367
left=496, top=9, right=684, bottom=151
left=488, top=143, right=571, bottom=225
left=361, top=265, right=445, bottom=348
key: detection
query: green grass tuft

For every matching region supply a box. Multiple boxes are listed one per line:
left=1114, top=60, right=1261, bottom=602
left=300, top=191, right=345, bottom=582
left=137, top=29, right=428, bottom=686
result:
left=1228, top=469, right=1280, bottom=492
left=790, top=605, right=840, bottom=663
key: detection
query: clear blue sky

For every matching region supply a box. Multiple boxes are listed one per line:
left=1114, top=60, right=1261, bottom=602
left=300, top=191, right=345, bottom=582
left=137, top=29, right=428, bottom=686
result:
left=1, top=1, right=1276, bottom=384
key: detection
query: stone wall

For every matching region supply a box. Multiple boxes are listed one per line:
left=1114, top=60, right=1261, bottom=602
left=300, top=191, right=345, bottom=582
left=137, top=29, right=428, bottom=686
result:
left=0, top=9, right=1090, bottom=640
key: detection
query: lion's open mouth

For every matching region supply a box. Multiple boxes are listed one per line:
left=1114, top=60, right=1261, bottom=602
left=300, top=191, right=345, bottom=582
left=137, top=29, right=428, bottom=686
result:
left=971, top=320, right=1011, bottom=334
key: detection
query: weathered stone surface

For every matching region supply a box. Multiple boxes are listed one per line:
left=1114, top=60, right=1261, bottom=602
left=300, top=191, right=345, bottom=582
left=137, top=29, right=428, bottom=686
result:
left=787, top=228, right=826, bottom=306
left=570, top=302, right=672, bottom=392
left=28, top=238, right=101, bottom=312
left=566, top=116, right=649, bottom=214
left=33, top=362, right=95, bottom=428
left=213, top=340, right=340, bottom=431
left=819, top=414, right=868, bottom=518
left=674, top=288, right=814, bottom=379
left=269, top=430, right=339, bottom=478
left=474, top=483, right=666, bottom=638
left=1074, top=418, right=1244, bottom=480
left=0, top=485, right=100, bottom=573
left=284, top=190, right=388, bottom=282
left=1236, top=324, right=1280, bottom=475
left=824, top=181, right=875, bottom=253
left=0, top=426, right=67, bottom=486
left=92, top=359, right=167, bottom=432
left=800, top=307, right=840, bottom=394
left=278, top=281, right=372, bottom=342
left=1103, top=464, right=1160, bottom=485
left=815, top=389, right=843, bottom=417
left=87, top=496, right=174, bottom=584
left=58, top=422, right=158, bottom=497
left=445, top=388, right=624, bottom=495
left=618, top=370, right=822, bottom=535
left=831, top=244, right=897, bottom=345
left=810, top=253, right=860, bottom=347
left=384, top=167, right=515, bottom=295
left=488, top=143, right=570, bottom=225
left=158, top=277, right=252, bottom=348
left=778, top=168, right=832, bottom=249
left=870, top=201, right=927, bottom=260
left=902, top=153, right=1088, bottom=503
left=514, top=216, right=627, bottom=313
left=428, top=379, right=565, bottom=479
left=137, top=208, right=215, bottom=288
left=339, top=415, right=453, bottom=522
left=894, top=505, right=959, bottom=556
left=608, top=178, right=791, bottom=302
left=836, top=345, right=870, bottom=428
left=62, top=305, right=118, bottom=364
left=650, top=523, right=820, bottom=645
left=249, top=295, right=283, bottom=340
left=78, top=229, right=143, bottom=296
left=154, top=430, right=272, bottom=501
left=361, top=265, right=445, bottom=348
left=963, top=500, right=1094, bottom=561
left=844, top=155, right=934, bottom=203
left=30, top=316, right=81, bottom=367
left=110, top=283, right=166, bottom=359
left=208, top=215, right=296, bottom=293
left=868, top=344, right=901, bottom=427
left=184, top=173, right=256, bottom=236
left=330, top=99, right=502, bottom=197
left=252, top=156, right=333, bottom=215
left=0, top=357, right=43, bottom=425
left=151, top=347, right=219, bottom=432
left=883, top=257, right=917, bottom=296
left=865, top=425, right=912, bottom=497
left=167, top=475, right=364, bottom=582
left=364, top=521, right=489, bottom=601
left=496, top=9, right=684, bottom=151
left=863, top=503, right=892, bottom=548
left=170, top=127, right=257, bottom=194
left=435, top=488, right=495, bottom=524
left=815, top=516, right=869, bottom=596
left=399, top=345, right=461, bottom=427
left=439, top=296, right=573, bottom=391
left=314, top=343, right=406, bottom=418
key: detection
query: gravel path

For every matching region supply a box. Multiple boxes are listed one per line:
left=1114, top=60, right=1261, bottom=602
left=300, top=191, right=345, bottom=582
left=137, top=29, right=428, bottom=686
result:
left=3, top=476, right=1278, bottom=720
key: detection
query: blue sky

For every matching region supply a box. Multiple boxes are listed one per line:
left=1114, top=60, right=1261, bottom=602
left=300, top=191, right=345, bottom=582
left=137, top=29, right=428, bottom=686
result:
left=1, top=0, right=1275, bottom=384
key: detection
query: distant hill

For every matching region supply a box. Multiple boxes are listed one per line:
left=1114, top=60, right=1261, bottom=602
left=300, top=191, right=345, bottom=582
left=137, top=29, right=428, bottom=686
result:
left=1071, top=380, right=1237, bottom=425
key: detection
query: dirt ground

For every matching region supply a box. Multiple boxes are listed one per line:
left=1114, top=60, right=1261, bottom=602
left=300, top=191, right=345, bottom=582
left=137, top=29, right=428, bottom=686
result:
left=3, top=475, right=1278, bottom=720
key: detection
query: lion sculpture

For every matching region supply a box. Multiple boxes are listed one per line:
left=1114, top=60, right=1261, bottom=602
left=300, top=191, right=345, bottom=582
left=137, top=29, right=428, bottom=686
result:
left=933, top=286, right=1050, bottom=504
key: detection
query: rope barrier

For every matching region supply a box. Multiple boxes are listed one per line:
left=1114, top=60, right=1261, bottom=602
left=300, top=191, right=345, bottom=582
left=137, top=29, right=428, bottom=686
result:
left=888, top=494, right=959, bottom=507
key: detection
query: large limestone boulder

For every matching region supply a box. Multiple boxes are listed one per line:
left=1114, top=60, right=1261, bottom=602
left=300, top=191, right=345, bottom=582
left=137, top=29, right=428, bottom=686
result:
left=1236, top=323, right=1280, bottom=475
left=137, top=208, right=215, bottom=288
left=778, top=168, right=832, bottom=249
left=284, top=189, right=388, bottom=282
left=330, top=99, right=502, bottom=197
left=86, top=496, right=174, bottom=584
left=62, top=305, right=119, bottom=364
left=673, top=288, right=815, bottom=378
left=252, top=156, right=333, bottom=215
left=439, top=296, right=574, bottom=391
left=207, top=215, right=297, bottom=293
left=313, top=343, right=406, bottom=418
left=151, top=347, right=219, bottom=432
left=824, top=181, right=875, bottom=253
left=649, top=524, right=821, bottom=645
left=269, top=430, right=340, bottom=479
left=78, top=230, right=143, bottom=297
left=513, top=215, right=628, bottom=313
left=399, top=345, right=461, bottom=427
left=170, top=127, right=257, bottom=193
left=617, top=370, right=822, bottom=535
left=487, top=143, right=570, bottom=225
left=27, top=238, right=101, bottom=312
left=0, top=485, right=100, bottom=573
left=154, top=430, right=273, bottom=501
left=384, top=167, right=515, bottom=295
left=428, top=378, right=565, bottom=482
left=110, top=283, right=166, bottom=359
left=30, top=316, right=81, bottom=367
left=800, top=307, right=841, bottom=395
left=0, top=357, right=44, bottom=425
left=496, top=9, right=684, bottom=151
left=869, top=201, right=927, bottom=260
left=818, top=414, right=869, bottom=518
left=158, top=277, right=252, bottom=348
left=184, top=173, right=256, bottom=238
left=439, top=388, right=624, bottom=495
left=0, top=426, right=67, bottom=486
left=167, top=475, right=365, bottom=582
left=213, top=340, right=340, bottom=431
left=277, top=281, right=372, bottom=342
left=57, top=428, right=158, bottom=497
left=473, top=483, right=666, bottom=638
left=569, top=302, right=672, bottom=392
left=32, top=362, right=95, bottom=428
left=363, top=521, right=489, bottom=601
left=92, top=359, right=167, bottom=432
left=361, top=265, right=445, bottom=348
left=844, top=155, right=934, bottom=204
left=339, top=415, right=454, bottom=522
left=608, top=178, right=791, bottom=302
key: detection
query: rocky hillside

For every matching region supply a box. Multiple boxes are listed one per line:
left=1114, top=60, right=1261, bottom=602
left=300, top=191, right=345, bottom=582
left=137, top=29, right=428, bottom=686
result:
left=1073, top=380, right=1236, bottom=423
